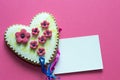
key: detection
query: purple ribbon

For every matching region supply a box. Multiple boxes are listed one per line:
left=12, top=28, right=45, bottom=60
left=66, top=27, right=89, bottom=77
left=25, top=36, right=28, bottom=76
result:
left=50, top=50, right=60, bottom=72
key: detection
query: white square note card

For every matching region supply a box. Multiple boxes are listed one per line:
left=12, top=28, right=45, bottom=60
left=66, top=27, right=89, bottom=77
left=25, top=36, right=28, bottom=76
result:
left=54, top=35, right=103, bottom=74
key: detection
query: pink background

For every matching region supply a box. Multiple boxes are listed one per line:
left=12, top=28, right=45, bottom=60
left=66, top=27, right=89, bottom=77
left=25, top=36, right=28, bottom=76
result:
left=0, top=0, right=120, bottom=80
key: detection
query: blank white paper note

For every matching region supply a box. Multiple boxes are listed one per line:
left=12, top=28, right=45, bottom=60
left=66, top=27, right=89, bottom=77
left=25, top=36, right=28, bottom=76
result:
left=54, top=35, right=103, bottom=74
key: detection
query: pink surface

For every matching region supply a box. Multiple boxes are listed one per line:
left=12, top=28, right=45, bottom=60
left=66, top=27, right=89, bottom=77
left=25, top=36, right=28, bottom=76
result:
left=0, top=0, right=120, bottom=80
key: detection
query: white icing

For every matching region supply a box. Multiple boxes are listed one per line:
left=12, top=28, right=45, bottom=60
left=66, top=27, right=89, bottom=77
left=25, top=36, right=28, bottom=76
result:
left=5, top=13, right=59, bottom=64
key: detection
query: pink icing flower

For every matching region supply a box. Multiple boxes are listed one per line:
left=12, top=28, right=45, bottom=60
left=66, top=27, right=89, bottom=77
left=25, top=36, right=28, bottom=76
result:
left=15, top=29, right=30, bottom=43
left=58, top=27, right=62, bottom=33
left=41, top=21, right=49, bottom=29
left=37, top=48, right=46, bottom=56
left=32, top=28, right=39, bottom=35
left=38, top=36, right=47, bottom=44
left=30, top=41, right=38, bottom=49
left=43, top=30, right=52, bottom=38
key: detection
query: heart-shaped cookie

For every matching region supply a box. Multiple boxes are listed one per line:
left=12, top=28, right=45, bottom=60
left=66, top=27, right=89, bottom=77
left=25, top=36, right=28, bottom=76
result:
left=4, top=12, right=59, bottom=66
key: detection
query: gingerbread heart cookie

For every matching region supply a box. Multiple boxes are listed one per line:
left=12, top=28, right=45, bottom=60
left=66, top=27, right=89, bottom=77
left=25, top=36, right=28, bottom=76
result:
left=4, top=12, right=59, bottom=66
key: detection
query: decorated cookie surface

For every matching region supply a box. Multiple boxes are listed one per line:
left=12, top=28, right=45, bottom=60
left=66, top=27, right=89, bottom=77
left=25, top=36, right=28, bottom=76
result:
left=4, top=12, right=59, bottom=65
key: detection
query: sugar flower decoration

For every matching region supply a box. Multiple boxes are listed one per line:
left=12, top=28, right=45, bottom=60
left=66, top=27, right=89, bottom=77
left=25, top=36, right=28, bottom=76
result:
left=32, top=28, right=39, bottom=35
left=30, top=41, right=38, bottom=49
left=38, top=36, right=47, bottom=44
left=44, top=30, right=52, bottom=38
left=41, top=20, right=49, bottom=29
left=58, top=27, right=62, bottom=33
left=15, top=29, right=30, bottom=43
left=37, top=48, right=46, bottom=56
